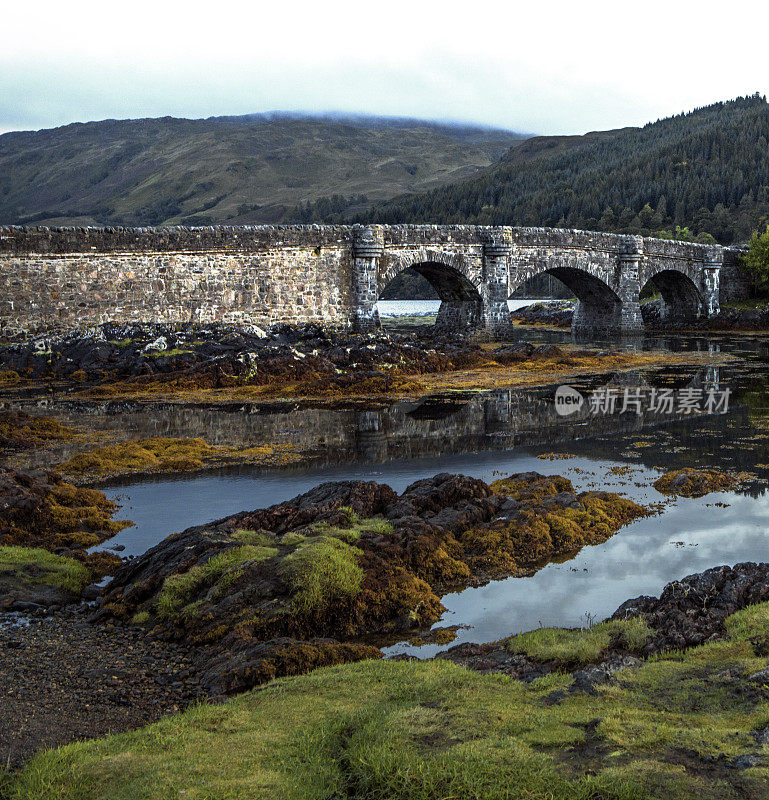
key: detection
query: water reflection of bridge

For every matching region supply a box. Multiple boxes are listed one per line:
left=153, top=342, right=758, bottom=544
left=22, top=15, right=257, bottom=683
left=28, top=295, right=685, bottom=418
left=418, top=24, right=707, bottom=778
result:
left=354, top=367, right=725, bottom=462
left=13, top=366, right=732, bottom=472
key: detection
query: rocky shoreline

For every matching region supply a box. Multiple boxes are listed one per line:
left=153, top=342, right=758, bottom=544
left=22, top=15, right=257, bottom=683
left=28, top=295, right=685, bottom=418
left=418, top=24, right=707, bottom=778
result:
left=0, top=608, right=204, bottom=769
left=0, top=321, right=732, bottom=406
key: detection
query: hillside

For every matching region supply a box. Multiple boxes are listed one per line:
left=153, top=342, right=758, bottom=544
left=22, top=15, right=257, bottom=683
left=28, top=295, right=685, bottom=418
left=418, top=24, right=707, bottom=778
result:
left=353, top=95, right=769, bottom=244
left=0, top=114, right=526, bottom=226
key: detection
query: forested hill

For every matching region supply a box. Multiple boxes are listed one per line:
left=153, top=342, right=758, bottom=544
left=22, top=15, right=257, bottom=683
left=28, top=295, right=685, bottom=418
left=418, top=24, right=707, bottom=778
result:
left=0, top=114, right=526, bottom=227
left=350, top=95, right=769, bottom=245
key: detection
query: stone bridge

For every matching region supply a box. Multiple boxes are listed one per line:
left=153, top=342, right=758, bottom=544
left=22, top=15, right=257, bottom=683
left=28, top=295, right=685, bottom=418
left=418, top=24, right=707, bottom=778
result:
left=0, top=224, right=741, bottom=337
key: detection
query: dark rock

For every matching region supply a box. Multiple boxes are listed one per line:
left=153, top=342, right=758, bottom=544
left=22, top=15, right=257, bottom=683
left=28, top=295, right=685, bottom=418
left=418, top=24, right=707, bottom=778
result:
left=611, top=563, right=769, bottom=654
left=510, top=300, right=574, bottom=328
left=753, top=726, right=769, bottom=745
left=81, top=584, right=102, bottom=601
left=730, top=755, right=761, bottom=769
left=570, top=656, right=642, bottom=694
left=436, top=641, right=550, bottom=681
left=9, top=600, right=45, bottom=613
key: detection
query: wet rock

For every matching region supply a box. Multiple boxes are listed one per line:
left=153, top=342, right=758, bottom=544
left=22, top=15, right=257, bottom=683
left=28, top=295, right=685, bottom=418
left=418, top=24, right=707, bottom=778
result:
left=640, top=297, right=664, bottom=325
left=9, top=600, right=45, bottom=613
left=198, top=637, right=382, bottom=695
left=612, top=562, right=769, bottom=654
left=81, top=584, right=102, bottom=601
left=0, top=322, right=488, bottom=391
left=569, top=656, right=642, bottom=694
left=510, top=300, right=574, bottom=328
left=730, top=755, right=762, bottom=769
left=491, top=342, right=535, bottom=363
left=653, top=468, right=737, bottom=498
left=533, top=343, right=564, bottom=357
left=752, top=726, right=769, bottom=745
left=436, top=641, right=550, bottom=680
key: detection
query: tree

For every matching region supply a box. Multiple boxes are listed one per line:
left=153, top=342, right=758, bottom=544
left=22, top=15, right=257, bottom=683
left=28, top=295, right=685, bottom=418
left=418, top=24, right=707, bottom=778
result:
left=743, top=225, right=769, bottom=296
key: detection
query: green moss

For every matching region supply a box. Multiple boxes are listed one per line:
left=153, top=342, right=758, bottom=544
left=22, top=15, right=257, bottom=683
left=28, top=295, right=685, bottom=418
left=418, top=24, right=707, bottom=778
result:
left=232, top=529, right=276, bottom=546
left=507, top=618, right=652, bottom=667
left=9, top=633, right=769, bottom=800
left=280, top=532, right=307, bottom=547
left=312, top=514, right=395, bottom=544
left=157, top=545, right=277, bottom=619
left=279, top=537, right=364, bottom=615
left=131, top=611, right=151, bottom=625
left=0, top=546, right=91, bottom=595
left=147, top=348, right=193, bottom=358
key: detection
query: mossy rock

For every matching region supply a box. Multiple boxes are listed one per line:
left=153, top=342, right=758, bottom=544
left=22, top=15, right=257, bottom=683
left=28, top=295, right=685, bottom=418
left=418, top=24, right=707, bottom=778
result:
left=653, top=468, right=736, bottom=498
left=0, top=545, right=92, bottom=607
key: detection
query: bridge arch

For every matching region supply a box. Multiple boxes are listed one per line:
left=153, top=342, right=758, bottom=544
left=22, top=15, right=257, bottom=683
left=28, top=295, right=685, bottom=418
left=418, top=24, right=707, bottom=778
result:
left=511, top=265, right=623, bottom=333
left=378, top=249, right=483, bottom=331
left=640, top=268, right=704, bottom=325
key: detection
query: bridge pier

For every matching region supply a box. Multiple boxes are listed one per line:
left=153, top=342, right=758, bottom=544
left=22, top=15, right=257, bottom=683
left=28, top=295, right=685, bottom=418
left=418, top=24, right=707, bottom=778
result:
left=617, top=239, right=644, bottom=334
left=702, top=252, right=722, bottom=317
left=351, top=226, right=383, bottom=332
left=481, top=240, right=513, bottom=336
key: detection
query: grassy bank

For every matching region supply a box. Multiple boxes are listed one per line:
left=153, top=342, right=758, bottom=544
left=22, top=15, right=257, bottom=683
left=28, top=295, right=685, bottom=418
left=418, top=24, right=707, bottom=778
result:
left=7, top=600, right=769, bottom=800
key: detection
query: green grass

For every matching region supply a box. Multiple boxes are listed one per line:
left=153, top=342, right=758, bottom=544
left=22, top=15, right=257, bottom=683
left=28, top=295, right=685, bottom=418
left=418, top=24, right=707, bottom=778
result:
left=232, top=529, right=277, bottom=547
left=312, top=511, right=395, bottom=543
left=0, top=546, right=91, bottom=595
left=146, top=348, right=193, bottom=358
left=724, top=601, right=769, bottom=642
left=279, top=537, right=364, bottom=614
left=721, top=299, right=769, bottom=310
left=8, top=612, right=769, bottom=800
left=157, top=545, right=278, bottom=619
left=506, top=618, right=652, bottom=667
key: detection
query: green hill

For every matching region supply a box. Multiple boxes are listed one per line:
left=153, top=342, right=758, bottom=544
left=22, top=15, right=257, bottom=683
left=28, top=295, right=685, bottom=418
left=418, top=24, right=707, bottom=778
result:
left=354, top=94, right=769, bottom=245
left=0, top=114, right=526, bottom=226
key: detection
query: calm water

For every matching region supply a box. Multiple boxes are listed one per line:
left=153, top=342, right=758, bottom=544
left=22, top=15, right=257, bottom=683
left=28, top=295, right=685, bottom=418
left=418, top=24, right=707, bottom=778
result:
left=375, top=298, right=545, bottom=317
left=12, top=321, right=769, bottom=655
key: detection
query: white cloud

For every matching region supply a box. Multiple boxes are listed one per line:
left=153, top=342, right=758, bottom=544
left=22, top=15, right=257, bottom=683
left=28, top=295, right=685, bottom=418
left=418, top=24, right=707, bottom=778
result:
left=2, top=0, right=767, bottom=134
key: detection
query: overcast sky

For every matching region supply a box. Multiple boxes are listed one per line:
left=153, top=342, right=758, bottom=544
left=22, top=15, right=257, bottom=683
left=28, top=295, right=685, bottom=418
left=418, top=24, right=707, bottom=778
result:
left=2, top=0, right=767, bottom=136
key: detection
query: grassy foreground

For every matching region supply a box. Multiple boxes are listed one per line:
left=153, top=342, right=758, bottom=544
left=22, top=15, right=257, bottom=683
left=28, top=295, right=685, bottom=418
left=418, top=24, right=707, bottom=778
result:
left=7, top=604, right=769, bottom=800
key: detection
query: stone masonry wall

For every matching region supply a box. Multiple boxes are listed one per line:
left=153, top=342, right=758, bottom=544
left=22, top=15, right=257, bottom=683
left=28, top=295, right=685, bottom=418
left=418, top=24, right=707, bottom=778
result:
left=0, top=227, right=354, bottom=336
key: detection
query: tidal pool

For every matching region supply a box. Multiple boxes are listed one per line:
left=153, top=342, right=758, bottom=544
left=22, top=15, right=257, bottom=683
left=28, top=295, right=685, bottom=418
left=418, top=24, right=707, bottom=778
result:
left=21, top=328, right=769, bottom=655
